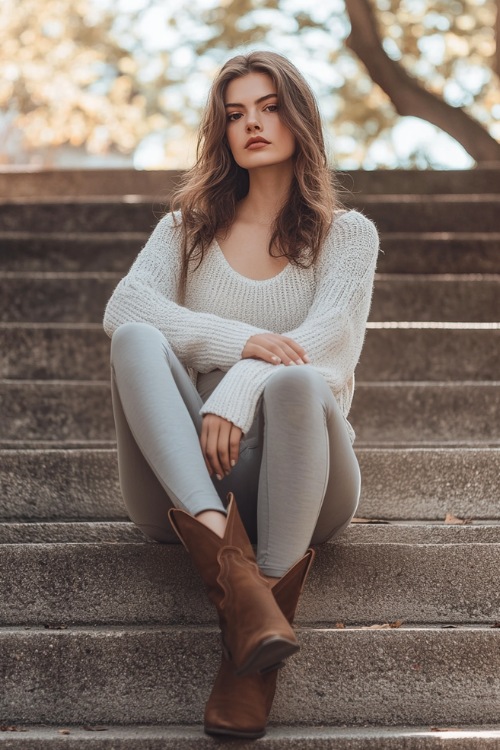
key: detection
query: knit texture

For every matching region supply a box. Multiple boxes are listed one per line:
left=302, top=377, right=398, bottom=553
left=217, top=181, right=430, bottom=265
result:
left=103, top=208, right=379, bottom=441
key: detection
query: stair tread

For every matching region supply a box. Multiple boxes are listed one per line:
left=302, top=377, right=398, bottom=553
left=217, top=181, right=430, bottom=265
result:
left=2, top=193, right=500, bottom=205
left=1, top=198, right=499, bottom=233
left=1, top=519, right=500, bottom=545
left=2, top=723, right=500, bottom=749
left=2, top=538, right=499, bottom=625
left=3, top=274, right=499, bottom=324
left=1, top=627, right=499, bottom=725
left=2, top=381, right=499, bottom=445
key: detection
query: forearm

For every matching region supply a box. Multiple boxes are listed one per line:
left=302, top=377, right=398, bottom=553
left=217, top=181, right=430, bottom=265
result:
left=103, top=277, right=270, bottom=372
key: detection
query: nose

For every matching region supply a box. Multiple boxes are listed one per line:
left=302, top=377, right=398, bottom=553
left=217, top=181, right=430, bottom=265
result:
left=246, top=113, right=262, bottom=132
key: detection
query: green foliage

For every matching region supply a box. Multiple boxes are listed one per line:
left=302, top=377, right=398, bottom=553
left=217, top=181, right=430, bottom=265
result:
left=0, top=0, right=498, bottom=166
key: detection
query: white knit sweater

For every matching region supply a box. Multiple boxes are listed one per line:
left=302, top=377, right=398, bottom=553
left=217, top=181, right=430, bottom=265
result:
left=103, top=208, right=379, bottom=442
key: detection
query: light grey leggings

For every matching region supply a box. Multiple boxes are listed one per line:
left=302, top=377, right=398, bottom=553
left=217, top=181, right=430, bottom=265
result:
left=110, top=321, right=361, bottom=576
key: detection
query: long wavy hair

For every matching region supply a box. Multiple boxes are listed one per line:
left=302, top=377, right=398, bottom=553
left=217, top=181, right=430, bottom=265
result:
left=169, top=50, right=339, bottom=302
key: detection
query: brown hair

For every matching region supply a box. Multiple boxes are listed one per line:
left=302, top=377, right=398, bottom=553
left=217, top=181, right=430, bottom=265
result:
left=169, top=50, right=339, bottom=301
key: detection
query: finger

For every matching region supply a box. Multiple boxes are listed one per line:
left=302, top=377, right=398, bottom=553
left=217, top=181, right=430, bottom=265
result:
left=246, top=343, right=284, bottom=365
left=216, top=421, right=233, bottom=475
left=205, top=420, right=225, bottom=479
left=200, top=419, right=213, bottom=476
left=273, top=343, right=308, bottom=366
left=280, top=337, right=310, bottom=363
left=251, top=341, right=300, bottom=366
left=229, top=425, right=242, bottom=468
left=280, top=336, right=308, bottom=354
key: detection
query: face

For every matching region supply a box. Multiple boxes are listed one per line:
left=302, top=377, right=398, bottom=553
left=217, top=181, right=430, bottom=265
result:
left=224, top=72, right=296, bottom=170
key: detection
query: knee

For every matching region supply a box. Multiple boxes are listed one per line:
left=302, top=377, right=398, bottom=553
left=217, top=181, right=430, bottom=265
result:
left=263, top=365, right=327, bottom=403
left=111, top=322, right=165, bottom=361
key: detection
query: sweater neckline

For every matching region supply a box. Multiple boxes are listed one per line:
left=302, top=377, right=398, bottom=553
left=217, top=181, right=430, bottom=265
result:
left=212, top=238, right=292, bottom=284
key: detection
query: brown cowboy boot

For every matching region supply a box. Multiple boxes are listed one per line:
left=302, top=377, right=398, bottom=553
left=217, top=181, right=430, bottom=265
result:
left=168, top=493, right=299, bottom=676
left=204, top=548, right=315, bottom=738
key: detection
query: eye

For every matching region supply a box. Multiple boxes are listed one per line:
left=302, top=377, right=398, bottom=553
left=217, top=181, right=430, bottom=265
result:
left=265, top=104, right=278, bottom=112
left=226, top=112, right=242, bottom=122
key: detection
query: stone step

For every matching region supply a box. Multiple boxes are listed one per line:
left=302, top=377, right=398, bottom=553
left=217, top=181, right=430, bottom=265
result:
left=2, top=724, right=500, bottom=749
left=0, top=273, right=116, bottom=325
left=379, top=234, right=500, bottom=274
left=3, top=520, right=500, bottom=545
left=1, top=380, right=499, bottom=444
left=358, top=194, right=500, bottom=232
left=341, top=167, right=500, bottom=195
left=360, top=324, right=500, bottom=381
left=2, top=323, right=499, bottom=382
left=2, top=274, right=500, bottom=324
left=2, top=167, right=499, bottom=198
left=1, top=626, right=499, bottom=725
left=2, top=232, right=500, bottom=275
left=0, top=233, right=144, bottom=273
left=0, top=168, right=184, bottom=199
left=1, top=447, right=498, bottom=522
left=1, top=524, right=500, bottom=625
left=1, top=195, right=500, bottom=233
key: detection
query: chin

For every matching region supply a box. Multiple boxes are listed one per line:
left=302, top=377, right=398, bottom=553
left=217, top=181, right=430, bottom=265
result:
left=240, top=154, right=292, bottom=170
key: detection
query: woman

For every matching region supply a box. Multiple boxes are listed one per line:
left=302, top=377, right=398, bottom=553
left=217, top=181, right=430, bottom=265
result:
left=103, top=50, right=379, bottom=738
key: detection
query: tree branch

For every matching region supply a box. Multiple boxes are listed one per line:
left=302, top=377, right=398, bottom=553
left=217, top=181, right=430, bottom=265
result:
left=495, top=0, right=500, bottom=78
left=345, top=0, right=500, bottom=163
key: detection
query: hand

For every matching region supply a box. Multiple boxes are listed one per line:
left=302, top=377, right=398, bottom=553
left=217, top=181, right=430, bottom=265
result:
left=242, top=333, right=310, bottom=366
left=200, top=414, right=242, bottom=480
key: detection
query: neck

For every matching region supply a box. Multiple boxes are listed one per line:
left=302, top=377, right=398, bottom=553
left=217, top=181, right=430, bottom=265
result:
left=236, top=160, right=295, bottom=225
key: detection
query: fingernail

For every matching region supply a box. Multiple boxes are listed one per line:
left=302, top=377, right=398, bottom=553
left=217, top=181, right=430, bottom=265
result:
left=225, top=470, right=230, bottom=476
left=288, top=360, right=296, bottom=366
left=216, top=474, right=222, bottom=481
left=231, top=459, right=236, bottom=467
left=304, top=355, right=310, bottom=362
left=295, top=359, right=303, bottom=365
left=272, top=356, right=281, bottom=363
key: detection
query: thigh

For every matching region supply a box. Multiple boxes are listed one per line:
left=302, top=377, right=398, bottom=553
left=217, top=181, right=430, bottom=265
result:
left=111, top=321, right=206, bottom=435
left=111, top=368, right=179, bottom=542
left=110, top=322, right=223, bottom=539
left=310, top=393, right=361, bottom=545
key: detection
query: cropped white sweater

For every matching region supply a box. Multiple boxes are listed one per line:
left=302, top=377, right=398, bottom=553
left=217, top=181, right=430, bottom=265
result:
left=103, top=208, right=379, bottom=442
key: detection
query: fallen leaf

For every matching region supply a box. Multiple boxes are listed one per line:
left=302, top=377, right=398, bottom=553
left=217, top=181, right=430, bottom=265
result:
left=430, top=727, right=461, bottom=732
left=491, top=622, right=500, bottom=628
left=359, top=620, right=404, bottom=630
left=444, top=513, right=472, bottom=525
left=441, top=624, right=457, bottom=628
left=44, top=623, right=68, bottom=630
left=361, top=623, right=392, bottom=629
left=335, top=622, right=345, bottom=629
left=351, top=517, right=391, bottom=524
left=58, top=730, right=71, bottom=735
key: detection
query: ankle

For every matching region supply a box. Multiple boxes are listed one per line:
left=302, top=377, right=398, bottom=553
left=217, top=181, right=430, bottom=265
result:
left=262, top=573, right=280, bottom=587
left=195, top=509, right=227, bottom=538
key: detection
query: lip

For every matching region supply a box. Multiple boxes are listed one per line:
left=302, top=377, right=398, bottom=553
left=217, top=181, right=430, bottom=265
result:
left=245, top=137, right=270, bottom=149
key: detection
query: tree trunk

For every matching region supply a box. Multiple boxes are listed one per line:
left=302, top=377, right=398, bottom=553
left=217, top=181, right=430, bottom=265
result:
left=496, top=0, right=500, bottom=78
left=345, top=0, right=500, bottom=163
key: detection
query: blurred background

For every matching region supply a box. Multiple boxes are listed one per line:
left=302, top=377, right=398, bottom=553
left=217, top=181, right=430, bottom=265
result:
left=1, top=0, right=499, bottom=170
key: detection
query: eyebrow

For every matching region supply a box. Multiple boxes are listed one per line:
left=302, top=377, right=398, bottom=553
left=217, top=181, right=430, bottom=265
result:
left=224, top=93, right=277, bottom=108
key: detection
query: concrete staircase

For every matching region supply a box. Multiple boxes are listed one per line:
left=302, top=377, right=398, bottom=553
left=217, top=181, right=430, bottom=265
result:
left=1, top=168, right=500, bottom=748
